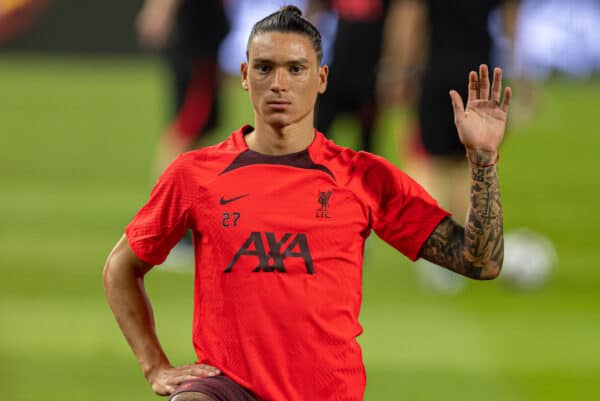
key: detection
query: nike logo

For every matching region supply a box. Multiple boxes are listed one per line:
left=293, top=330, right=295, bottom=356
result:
left=220, top=194, right=249, bottom=205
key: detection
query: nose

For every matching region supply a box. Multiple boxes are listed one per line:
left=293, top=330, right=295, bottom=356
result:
left=270, top=68, right=287, bottom=92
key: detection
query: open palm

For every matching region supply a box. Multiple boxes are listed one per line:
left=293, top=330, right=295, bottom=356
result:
left=450, top=65, right=512, bottom=156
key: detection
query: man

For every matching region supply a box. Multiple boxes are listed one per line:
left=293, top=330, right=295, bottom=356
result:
left=104, top=6, right=510, bottom=401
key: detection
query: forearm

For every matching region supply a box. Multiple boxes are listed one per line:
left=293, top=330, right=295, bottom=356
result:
left=462, top=150, right=504, bottom=279
left=421, top=65, right=509, bottom=278
left=103, top=239, right=170, bottom=379
left=419, top=152, right=503, bottom=280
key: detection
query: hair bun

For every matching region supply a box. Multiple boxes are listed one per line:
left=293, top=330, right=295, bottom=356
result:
left=279, top=5, right=303, bottom=17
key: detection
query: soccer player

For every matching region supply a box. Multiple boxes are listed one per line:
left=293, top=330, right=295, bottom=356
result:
left=103, top=6, right=510, bottom=401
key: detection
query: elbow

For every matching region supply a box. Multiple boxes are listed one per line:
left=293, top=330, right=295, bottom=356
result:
left=102, top=236, right=152, bottom=291
left=463, top=256, right=503, bottom=280
left=479, top=263, right=502, bottom=280
left=476, top=256, right=503, bottom=280
left=102, top=250, right=119, bottom=292
left=102, top=243, right=131, bottom=292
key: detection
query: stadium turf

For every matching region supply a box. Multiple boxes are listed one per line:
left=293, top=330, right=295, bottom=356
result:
left=0, top=55, right=598, bottom=401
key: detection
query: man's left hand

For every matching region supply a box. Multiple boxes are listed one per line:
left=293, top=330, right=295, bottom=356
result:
left=450, top=64, right=512, bottom=162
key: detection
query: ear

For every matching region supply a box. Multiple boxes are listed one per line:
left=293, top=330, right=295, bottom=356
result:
left=240, top=62, right=249, bottom=91
left=318, top=64, right=329, bottom=94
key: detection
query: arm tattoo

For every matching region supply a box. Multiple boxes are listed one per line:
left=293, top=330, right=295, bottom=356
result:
left=419, top=164, right=503, bottom=280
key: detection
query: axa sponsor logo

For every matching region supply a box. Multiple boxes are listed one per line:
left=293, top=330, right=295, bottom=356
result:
left=225, top=232, right=314, bottom=274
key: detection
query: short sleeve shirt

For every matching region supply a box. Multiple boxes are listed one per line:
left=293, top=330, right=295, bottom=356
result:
left=126, top=125, right=449, bottom=401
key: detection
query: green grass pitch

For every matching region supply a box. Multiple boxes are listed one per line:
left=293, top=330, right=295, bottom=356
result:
left=0, top=55, right=599, bottom=401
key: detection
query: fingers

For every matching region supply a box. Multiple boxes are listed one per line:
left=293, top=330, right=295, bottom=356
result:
left=173, top=363, right=220, bottom=379
left=490, top=67, right=511, bottom=113
left=479, top=64, right=490, bottom=100
left=501, top=86, right=512, bottom=113
left=152, top=364, right=221, bottom=395
left=170, top=369, right=218, bottom=383
left=167, top=373, right=202, bottom=385
left=490, top=67, right=502, bottom=104
left=467, top=70, right=478, bottom=104
left=154, top=383, right=177, bottom=396
left=449, top=90, right=465, bottom=121
left=189, top=364, right=221, bottom=377
left=467, top=65, right=509, bottom=112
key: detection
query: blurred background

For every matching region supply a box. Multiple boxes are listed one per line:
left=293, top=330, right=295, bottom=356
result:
left=1, top=0, right=599, bottom=400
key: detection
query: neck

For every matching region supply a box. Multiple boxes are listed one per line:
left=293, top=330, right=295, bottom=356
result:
left=245, top=114, right=315, bottom=155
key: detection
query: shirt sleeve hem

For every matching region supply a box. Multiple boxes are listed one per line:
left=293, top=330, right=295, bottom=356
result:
left=409, top=211, right=451, bottom=262
left=125, top=230, right=164, bottom=266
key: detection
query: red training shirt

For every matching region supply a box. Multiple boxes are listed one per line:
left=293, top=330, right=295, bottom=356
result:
left=126, top=125, right=449, bottom=401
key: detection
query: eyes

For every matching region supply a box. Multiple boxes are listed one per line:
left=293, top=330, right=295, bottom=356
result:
left=255, top=64, right=272, bottom=73
left=289, top=65, right=304, bottom=74
left=253, top=63, right=306, bottom=75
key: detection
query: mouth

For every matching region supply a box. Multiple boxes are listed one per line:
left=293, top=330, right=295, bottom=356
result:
left=267, top=100, right=291, bottom=111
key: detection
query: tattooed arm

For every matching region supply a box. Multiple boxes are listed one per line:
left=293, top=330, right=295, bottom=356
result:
left=420, top=154, right=503, bottom=279
left=418, top=64, right=511, bottom=280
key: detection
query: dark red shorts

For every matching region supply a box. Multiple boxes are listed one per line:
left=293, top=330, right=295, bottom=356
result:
left=169, top=376, right=257, bottom=401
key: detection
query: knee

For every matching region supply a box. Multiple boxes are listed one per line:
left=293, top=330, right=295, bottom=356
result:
left=170, top=392, right=216, bottom=401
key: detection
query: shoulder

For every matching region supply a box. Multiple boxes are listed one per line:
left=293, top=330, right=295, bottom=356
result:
left=314, top=133, right=398, bottom=172
left=314, top=135, right=416, bottom=198
left=314, top=132, right=413, bottom=183
left=313, top=134, right=384, bottom=176
left=169, top=129, right=247, bottom=178
left=355, top=152, right=413, bottom=185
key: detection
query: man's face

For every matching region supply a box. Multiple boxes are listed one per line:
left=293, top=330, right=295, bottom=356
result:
left=241, top=31, right=328, bottom=129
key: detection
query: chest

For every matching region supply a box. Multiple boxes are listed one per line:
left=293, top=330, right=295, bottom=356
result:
left=189, top=166, right=369, bottom=275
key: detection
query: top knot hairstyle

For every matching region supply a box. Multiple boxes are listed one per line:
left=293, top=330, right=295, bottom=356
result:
left=246, top=5, right=323, bottom=63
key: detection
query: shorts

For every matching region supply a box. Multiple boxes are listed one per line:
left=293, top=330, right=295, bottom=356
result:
left=169, top=375, right=258, bottom=401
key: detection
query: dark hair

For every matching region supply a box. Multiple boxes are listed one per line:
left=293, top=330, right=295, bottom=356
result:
left=246, top=5, right=323, bottom=63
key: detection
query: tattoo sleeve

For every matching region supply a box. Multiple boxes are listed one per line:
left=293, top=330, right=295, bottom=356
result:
left=419, top=163, right=503, bottom=280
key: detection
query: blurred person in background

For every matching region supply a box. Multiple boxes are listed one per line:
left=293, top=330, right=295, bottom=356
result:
left=379, top=0, right=519, bottom=293
left=136, top=0, right=229, bottom=177
left=314, top=0, right=391, bottom=153
left=136, top=0, right=229, bottom=264
left=104, top=6, right=512, bottom=401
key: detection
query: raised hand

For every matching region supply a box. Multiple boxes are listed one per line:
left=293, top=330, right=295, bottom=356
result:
left=449, top=64, right=511, bottom=164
